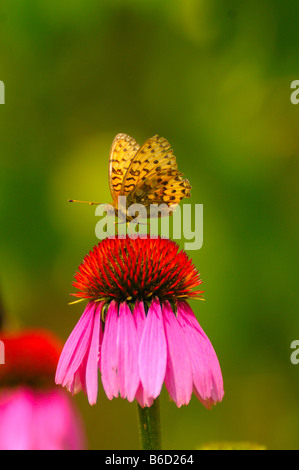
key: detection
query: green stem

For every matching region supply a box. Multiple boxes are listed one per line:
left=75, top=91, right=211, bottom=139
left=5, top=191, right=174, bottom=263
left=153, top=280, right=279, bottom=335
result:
left=137, top=398, right=162, bottom=450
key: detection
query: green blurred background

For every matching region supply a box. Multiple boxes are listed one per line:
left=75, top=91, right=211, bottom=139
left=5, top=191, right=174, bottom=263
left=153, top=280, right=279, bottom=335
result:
left=0, top=0, right=299, bottom=450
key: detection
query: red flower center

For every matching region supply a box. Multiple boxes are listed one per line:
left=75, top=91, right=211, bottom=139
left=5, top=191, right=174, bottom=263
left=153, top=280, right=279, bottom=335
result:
left=72, top=236, right=203, bottom=306
left=0, top=330, right=62, bottom=388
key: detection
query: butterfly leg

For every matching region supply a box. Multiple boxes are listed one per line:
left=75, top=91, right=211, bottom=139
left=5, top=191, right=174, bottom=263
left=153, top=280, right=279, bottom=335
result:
left=126, top=221, right=134, bottom=236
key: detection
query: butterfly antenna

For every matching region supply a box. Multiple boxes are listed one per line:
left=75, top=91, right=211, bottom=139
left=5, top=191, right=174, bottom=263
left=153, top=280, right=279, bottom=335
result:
left=68, top=199, right=102, bottom=206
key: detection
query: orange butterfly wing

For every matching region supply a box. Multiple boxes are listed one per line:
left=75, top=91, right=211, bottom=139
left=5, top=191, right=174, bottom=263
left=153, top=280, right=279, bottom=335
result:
left=122, top=135, right=191, bottom=214
left=108, top=133, right=140, bottom=204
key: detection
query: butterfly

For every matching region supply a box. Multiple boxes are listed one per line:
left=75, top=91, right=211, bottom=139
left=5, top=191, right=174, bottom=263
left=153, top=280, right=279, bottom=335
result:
left=69, top=133, right=191, bottom=221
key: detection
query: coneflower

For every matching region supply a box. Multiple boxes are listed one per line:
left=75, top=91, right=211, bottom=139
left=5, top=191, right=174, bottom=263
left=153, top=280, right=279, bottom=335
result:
left=0, top=330, right=85, bottom=450
left=55, top=236, right=224, bottom=411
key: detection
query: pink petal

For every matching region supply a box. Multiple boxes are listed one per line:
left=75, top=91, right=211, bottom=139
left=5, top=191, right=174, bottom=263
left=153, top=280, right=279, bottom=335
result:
left=55, top=302, right=95, bottom=391
left=117, top=303, right=139, bottom=402
left=139, top=298, right=167, bottom=399
left=135, top=384, right=154, bottom=408
left=133, top=302, right=154, bottom=407
left=178, top=301, right=224, bottom=403
left=176, top=302, right=212, bottom=400
left=0, top=387, right=86, bottom=450
left=85, top=302, right=103, bottom=405
left=192, top=387, right=216, bottom=410
left=33, top=389, right=85, bottom=450
left=100, top=301, right=119, bottom=399
left=133, top=300, right=146, bottom=340
left=67, top=354, right=88, bottom=395
left=163, top=301, right=193, bottom=407
left=0, top=388, right=34, bottom=449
